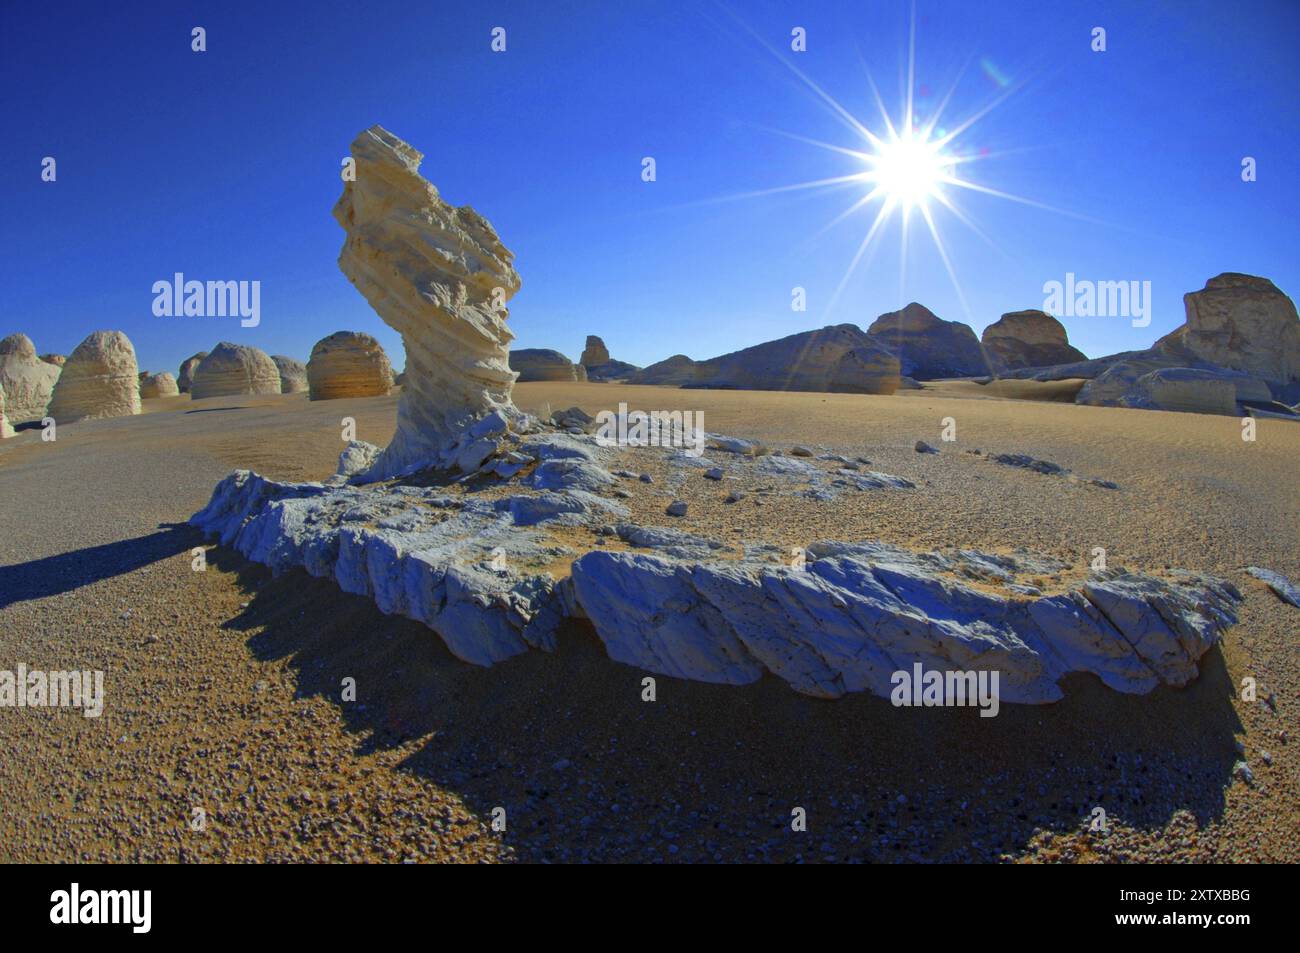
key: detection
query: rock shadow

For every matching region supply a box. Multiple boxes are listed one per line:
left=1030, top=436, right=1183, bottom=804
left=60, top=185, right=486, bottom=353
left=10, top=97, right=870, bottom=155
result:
left=212, top=548, right=1245, bottom=862
left=0, top=522, right=199, bottom=609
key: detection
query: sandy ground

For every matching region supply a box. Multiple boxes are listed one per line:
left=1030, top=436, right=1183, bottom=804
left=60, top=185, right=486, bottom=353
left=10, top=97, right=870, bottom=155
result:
left=0, top=381, right=1296, bottom=863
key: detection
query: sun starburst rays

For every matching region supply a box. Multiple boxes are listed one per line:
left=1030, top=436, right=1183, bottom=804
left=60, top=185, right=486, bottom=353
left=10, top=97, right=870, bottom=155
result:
left=707, top=1, right=1078, bottom=323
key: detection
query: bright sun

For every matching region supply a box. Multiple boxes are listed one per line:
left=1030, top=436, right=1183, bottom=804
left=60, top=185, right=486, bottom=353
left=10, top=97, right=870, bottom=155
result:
left=862, top=131, right=956, bottom=210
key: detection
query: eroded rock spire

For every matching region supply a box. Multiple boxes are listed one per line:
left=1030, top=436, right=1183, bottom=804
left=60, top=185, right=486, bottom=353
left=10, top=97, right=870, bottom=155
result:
left=334, top=125, right=522, bottom=480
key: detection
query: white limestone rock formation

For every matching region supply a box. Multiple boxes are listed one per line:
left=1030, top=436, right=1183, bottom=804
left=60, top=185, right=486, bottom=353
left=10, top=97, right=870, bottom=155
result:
left=272, top=355, right=308, bottom=394
left=868, top=303, right=989, bottom=379
left=0, top=382, right=13, bottom=438
left=40, top=353, right=65, bottom=367
left=629, top=325, right=901, bottom=394
left=189, top=449, right=1240, bottom=702
left=46, top=330, right=141, bottom=424
left=0, top=333, right=61, bottom=423
left=510, top=348, right=587, bottom=382
left=333, top=125, right=522, bottom=480
left=139, top=371, right=180, bottom=399
left=580, top=335, right=610, bottom=367
left=177, top=351, right=208, bottom=393
left=982, top=310, right=1087, bottom=373
left=307, top=331, right=393, bottom=400
left=191, top=342, right=281, bottom=400
left=1156, top=274, right=1300, bottom=387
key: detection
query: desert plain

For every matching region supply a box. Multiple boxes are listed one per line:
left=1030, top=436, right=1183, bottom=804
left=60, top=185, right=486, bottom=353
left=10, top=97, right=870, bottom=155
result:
left=1, top=380, right=1296, bottom=862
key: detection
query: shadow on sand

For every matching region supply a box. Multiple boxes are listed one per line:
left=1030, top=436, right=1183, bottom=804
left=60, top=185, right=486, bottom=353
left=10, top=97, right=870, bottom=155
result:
left=211, top=546, right=1243, bottom=862
left=0, top=523, right=199, bottom=609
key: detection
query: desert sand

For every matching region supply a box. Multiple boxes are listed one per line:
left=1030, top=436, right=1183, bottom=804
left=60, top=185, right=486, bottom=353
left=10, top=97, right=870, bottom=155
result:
left=0, top=381, right=1296, bottom=862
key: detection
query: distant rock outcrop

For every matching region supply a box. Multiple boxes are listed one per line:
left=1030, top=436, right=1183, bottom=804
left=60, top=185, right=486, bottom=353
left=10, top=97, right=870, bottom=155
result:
left=40, top=353, right=65, bottom=367
left=271, top=355, right=308, bottom=393
left=177, top=352, right=208, bottom=393
left=511, top=348, right=587, bottom=382
left=1155, top=273, right=1300, bottom=386
left=333, top=125, right=522, bottom=480
left=139, top=371, right=180, bottom=399
left=982, top=310, right=1086, bottom=372
left=867, top=303, right=989, bottom=379
left=0, top=333, right=61, bottom=423
left=580, top=336, right=609, bottom=367
left=47, top=331, right=142, bottom=423
left=579, top=335, right=640, bottom=381
left=191, top=342, right=281, bottom=400
left=1078, top=362, right=1268, bottom=414
left=630, top=325, right=901, bottom=394
left=307, top=332, right=394, bottom=400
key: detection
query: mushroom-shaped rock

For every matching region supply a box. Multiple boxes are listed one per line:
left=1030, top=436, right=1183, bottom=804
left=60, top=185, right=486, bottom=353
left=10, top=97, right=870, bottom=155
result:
left=307, top=332, right=393, bottom=400
left=982, top=310, right=1087, bottom=373
left=272, top=355, right=308, bottom=393
left=0, top=333, right=62, bottom=423
left=177, top=351, right=208, bottom=393
left=1155, top=273, right=1300, bottom=385
left=139, top=371, right=180, bottom=399
left=867, top=303, right=989, bottom=379
left=510, top=348, right=586, bottom=382
left=191, top=342, right=281, bottom=400
left=333, top=125, right=522, bottom=479
left=46, top=330, right=142, bottom=423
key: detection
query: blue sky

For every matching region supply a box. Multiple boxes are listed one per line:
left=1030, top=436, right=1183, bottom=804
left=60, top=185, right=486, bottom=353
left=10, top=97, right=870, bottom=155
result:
left=4, top=0, right=1298, bottom=375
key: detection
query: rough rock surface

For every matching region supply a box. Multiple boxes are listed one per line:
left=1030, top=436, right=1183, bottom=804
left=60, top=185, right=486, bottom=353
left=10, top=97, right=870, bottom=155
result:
left=46, top=330, right=141, bottom=423
left=191, top=342, right=282, bottom=400
left=191, top=446, right=1240, bottom=703
left=0, top=333, right=61, bottom=423
left=1078, top=362, right=1264, bottom=415
left=272, top=355, right=308, bottom=394
left=0, top=382, right=13, bottom=438
left=868, top=303, right=989, bottom=379
left=510, top=348, right=587, bottom=382
left=1245, top=567, right=1300, bottom=608
left=982, top=310, right=1087, bottom=372
left=630, top=325, right=901, bottom=394
left=40, top=353, right=65, bottom=367
left=177, top=351, right=208, bottom=393
left=307, top=331, right=393, bottom=400
left=333, top=125, right=522, bottom=480
left=580, top=335, right=610, bottom=367
left=139, top=371, right=180, bottom=399
left=1156, top=273, right=1300, bottom=385
left=572, top=545, right=1238, bottom=699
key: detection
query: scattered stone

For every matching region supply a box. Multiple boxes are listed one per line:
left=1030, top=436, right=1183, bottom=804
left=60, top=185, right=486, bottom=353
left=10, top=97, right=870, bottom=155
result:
left=790, top=446, right=814, bottom=457
left=915, top=440, right=939, bottom=454
left=666, top=501, right=688, bottom=517
left=1245, top=566, right=1300, bottom=607
left=704, top=467, right=724, bottom=480
left=724, top=490, right=746, bottom=504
